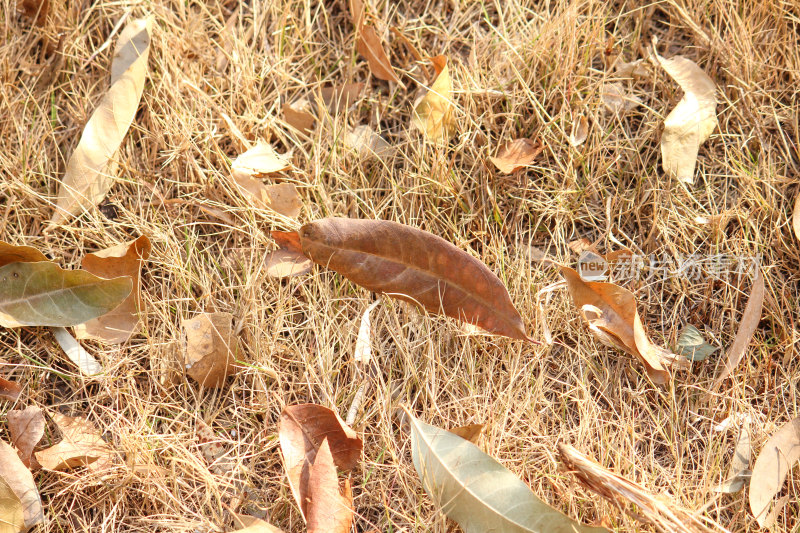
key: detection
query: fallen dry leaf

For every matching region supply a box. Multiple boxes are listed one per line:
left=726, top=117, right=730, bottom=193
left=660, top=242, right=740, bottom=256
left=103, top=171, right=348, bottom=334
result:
left=49, top=17, right=152, bottom=226
left=559, top=444, right=717, bottom=533
left=230, top=142, right=299, bottom=217
left=51, top=326, right=103, bottom=376
left=749, top=416, right=800, bottom=527
left=348, top=0, right=364, bottom=26
left=16, top=0, right=49, bottom=26
left=560, top=265, right=688, bottom=384
left=306, top=439, right=354, bottom=533
left=0, top=242, right=47, bottom=267
left=0, top=439, right=44, bottom=532
left=8, top=406, right=45, bottom=468
left=713, top=415, right=752, bottom=494
left=354, top=300, right=380, bottom=365
left=615, top=58, right=648, bottom=78
left=652, top=42, right=718, bottom=183
left=569, top=115, right=589, bottom=147
left=278, top=404, right=362, bottom=520
left=357, top=24, right=401, bottom=83
left=35, top=412, right=114, bottom=471
left=294, top=218, right=532, bottom=341
left=264, top=249, right=312, bottom=279
left=489, top=138, right=543, bottom=174
left=182, top=312, right=240, bottom=388
left=0, top=376, right=22, bottom=402
left=271, top=230, right=303, bottom=254
left=196, top=419, right=236, bottom=475
left=0, top=261, right=132, bottom=328
left=344, top=125, right=394, bottom=160
left=320, top=83, right=364, bottom=115
left=73, top=235, right=151, bottom=343
left=411, top=56, right=455, bottom=142
left=601, top=82, right=642, bottom=114
left=448, top=423, right=484, bottom=444
left=283, top=100, right=315, bottom=134
left=712, top=271, right=764, bottom=388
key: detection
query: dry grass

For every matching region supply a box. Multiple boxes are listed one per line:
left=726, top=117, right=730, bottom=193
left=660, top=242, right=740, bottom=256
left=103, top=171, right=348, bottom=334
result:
left=1, top=0, right=799, bottom=531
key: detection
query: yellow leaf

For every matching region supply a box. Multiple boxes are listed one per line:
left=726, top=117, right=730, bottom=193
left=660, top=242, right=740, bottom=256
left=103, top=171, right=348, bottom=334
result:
left=411, top=56, right=455, bottom=142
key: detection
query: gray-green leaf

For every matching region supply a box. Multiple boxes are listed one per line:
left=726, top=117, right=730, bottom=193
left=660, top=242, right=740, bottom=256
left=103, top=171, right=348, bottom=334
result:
left=407, top=412, right=608, bottom=533
left=676, top=325, right=718, bottom=361
left=0, top=262, right=132, bottom=327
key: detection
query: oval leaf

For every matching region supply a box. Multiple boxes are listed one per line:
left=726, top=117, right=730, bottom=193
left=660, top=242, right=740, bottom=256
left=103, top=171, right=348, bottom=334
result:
left=297, top=218, right=530, bottom=341
left=407, top=412, right=608, bottom=533
left=0, top=439, right=44, bottom=531
left=749, top=416, right=800, bottom=527
left=307, top=439, right=354, bottom=533
left=0, top=262, right=132, bottom=328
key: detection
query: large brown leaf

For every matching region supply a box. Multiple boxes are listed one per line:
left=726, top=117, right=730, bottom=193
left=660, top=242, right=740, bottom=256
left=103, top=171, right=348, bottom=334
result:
left=560, top=266, right=687, bottom=384
left=749, top=416, right=800, bottom=527
left=295, top=217, right=531, bottom=341
left=74, top=235, right=151, bottom=343
left=278, top=404, right=362, bottom=520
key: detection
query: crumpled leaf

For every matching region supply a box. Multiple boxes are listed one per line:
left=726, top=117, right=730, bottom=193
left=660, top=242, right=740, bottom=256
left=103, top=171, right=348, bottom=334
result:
left=74, top=235, right=151, bottom=343
left=569, top=116, right=588, bottom=147
left=407, top=411, right=608, bottom=533
left=601, top=82, right=642, bottom=114
left=615, top=58, right=648, bottom=78
left=0, top=261, right=132, bottom=328
left=231, top=515, right=286, bottom=533
left=230, top=142, right=300, bottom=217
left=652, top=42, right=718, bottom=183
left=712, top=271, right=764, bottom=388
left=0, top=439, right=44, bottom=532
left=17, top=0, right=49, bottom=26
left=560, top=265, right=688, bottom=384
left=35, top=412, right=114, bottom=471
left=294, top=218, right=532, bottom=341
left=307, top=438, right=354, bottom=533
left=8, top=406, right=45, bottom=468
left=356, top=24, right=400, bottom=83
left=196, top=419, right=236, bottom=475
left=489, top=138, right=544, bottom=174
left=49, top=17, right=152, bottom=226
left=278, top=404, right=362, bottom=521
left=559, top=444, right=717, bottom=533
left=676, top=325, right=718, bottom=362
left=749, top=416, right=800, bottom=527
left=344, top=125, right=394, bottom=160
left=411, top=56, right=455, bottom=142
left=182, top=312, right=240, bottom=388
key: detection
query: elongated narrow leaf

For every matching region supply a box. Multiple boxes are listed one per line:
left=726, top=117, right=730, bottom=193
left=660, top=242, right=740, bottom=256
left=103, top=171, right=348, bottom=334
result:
left=749, top=417, right=800, bottom=527
left=560, top=265, right=687, bottom=384
left=296, top=218, right=531, bottom=341
left=0, top=262, right=132, bottom=328
left=357, top=24, right=401, bottom=83
left=712, top=271, right=764, bottom=388
left=49, top=17, right=152, bottom=226
left=408, top=412, right=608, bottom=533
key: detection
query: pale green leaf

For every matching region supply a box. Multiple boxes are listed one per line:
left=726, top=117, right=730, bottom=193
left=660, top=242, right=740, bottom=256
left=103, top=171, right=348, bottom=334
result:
left=676, top=325, right=718, bottom=362
left=407, top=412, right=608, bottom=533
left=0, top=262, right=132, bottom=328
